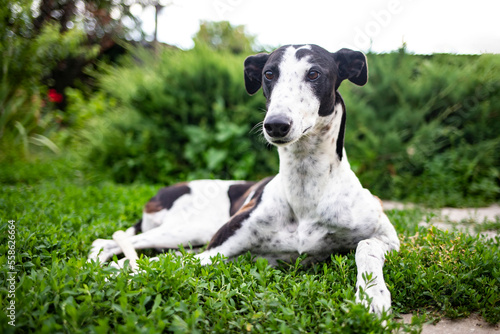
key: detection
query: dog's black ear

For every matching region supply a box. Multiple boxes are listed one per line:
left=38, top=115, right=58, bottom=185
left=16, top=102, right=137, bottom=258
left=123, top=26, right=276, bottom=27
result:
left=244, top=53, right=270, bottom=95
left=332, top=48, right=368, bottom=87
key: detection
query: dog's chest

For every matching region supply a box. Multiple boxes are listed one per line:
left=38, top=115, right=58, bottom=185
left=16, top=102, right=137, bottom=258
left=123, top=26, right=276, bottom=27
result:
left=296, top=208, right=373, bottom=254
left=248, top=168, right=381, bottom=260
left=251, top=218, right=372, bottom=264
left=251, top=201, right=378, bottom=261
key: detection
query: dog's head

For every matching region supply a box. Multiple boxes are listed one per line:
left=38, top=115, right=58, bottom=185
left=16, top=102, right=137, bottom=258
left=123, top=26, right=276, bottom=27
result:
left=244, top=45, right=367, bottom=147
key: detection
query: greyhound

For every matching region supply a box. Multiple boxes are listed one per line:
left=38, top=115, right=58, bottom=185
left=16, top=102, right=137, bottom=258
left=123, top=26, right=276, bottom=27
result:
left=89, top=44, right=400, bottom=314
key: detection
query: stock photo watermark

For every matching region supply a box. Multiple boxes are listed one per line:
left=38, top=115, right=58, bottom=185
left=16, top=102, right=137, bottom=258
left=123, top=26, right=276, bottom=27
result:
left=212, top=0, right=244, bottom=19
left=180, top=180, right=227, bottom=222
left=5, top=220, right=17, bottom=327
left=351, top=0, right=403, bottom=50
left=212, top=0, right=417, bottom=51
left=345, top=0, right=417, bottom=51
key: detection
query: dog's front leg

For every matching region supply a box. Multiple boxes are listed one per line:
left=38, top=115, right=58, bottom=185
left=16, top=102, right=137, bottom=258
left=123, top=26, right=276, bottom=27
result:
left=354, top=238, right=392, bottom=314
left=194, top=178, right=277, bottom=266
left=194, top=231, right=250, bottom=266
left=194, top=248, right=226, bottom=266
left=193, top=203, right=276, bottom=266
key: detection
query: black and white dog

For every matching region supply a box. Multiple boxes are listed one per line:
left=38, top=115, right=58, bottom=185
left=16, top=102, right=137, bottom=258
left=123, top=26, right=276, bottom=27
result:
left=89, top=44, right=400, bottom=314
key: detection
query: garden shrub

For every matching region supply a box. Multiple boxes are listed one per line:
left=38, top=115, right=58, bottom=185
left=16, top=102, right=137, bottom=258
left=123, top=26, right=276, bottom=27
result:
left=70, top=46, right=276, bottom=184
left=69, top=46, right=500, bottom=206
left=342, top=50, right=500, bottom=206
left=0, top=1, right=98, bottom=159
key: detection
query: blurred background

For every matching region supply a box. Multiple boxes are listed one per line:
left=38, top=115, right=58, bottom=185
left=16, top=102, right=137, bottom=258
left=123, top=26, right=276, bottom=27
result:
left=1, top=0, right=499, bottom=207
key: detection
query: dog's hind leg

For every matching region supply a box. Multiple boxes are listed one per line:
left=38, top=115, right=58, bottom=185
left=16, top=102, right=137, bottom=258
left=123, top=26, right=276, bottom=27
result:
left=88, top=219, right=142, bottom=263
left=89, top=222, right=212, bottom=263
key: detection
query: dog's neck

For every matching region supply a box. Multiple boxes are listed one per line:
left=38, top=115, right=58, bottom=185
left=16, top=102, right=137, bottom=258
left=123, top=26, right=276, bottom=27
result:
left=277, top=100, right=348, bottom=206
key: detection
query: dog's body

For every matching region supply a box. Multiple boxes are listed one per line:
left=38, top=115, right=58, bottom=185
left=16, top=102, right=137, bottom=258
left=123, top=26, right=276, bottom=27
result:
left=89, top=44, right=400, bottom=314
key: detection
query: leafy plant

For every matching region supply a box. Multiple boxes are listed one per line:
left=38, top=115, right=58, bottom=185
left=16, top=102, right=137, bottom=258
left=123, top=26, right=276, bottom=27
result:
left=386, top=228, right=500, bottom=323
left=66, top=44, right=500, bottom=206
left=194, top=20, right=257, bottom=54
left=343, top=50, right=500, bottom=206
left=70, top=45, right=276, bottom=184
left=0, top=162, right=498, bottom=332
left=0, top=1, right=98, bottom=158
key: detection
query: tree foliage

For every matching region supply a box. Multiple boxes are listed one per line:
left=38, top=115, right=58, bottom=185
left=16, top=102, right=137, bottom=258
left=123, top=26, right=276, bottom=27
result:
left=0, top=0, right=94, bottom=156
left=193, top=21, right=256, bottom=54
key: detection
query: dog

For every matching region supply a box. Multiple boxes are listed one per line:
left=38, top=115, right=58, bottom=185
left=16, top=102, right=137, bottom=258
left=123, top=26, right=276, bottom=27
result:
left=89, top=44, right=400, bottom=314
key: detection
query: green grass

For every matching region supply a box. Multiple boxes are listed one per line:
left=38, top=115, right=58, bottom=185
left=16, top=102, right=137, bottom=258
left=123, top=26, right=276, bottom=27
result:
left=1, top=158, right=499, bottom=333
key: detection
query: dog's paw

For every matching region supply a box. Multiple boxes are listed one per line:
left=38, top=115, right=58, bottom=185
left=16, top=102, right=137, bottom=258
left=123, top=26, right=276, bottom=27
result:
left=356, top=284, right=391, bottom=315
left=194, top=253, right=213, bottom=266
left=88, top=238, right=115, bottom=263
left=369, top=287, right=391, bottom=314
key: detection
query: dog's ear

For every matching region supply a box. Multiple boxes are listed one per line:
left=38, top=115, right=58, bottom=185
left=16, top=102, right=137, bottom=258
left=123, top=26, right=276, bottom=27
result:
left=332, top=48, right=368, bottom=87
left=244, top=53, right=270, bottom=95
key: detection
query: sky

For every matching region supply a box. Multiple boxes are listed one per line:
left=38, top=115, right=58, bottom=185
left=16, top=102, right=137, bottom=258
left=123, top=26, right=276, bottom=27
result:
left=138, top=0, right=500, bottom=54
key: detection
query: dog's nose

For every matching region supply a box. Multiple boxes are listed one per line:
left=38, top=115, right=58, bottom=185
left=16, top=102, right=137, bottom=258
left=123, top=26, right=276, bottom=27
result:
left=264, top=115, right=292, bottom=137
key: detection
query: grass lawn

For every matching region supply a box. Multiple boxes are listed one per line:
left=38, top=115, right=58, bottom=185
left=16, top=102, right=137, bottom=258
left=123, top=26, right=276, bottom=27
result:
left=1, top=158, right=499, bottom=333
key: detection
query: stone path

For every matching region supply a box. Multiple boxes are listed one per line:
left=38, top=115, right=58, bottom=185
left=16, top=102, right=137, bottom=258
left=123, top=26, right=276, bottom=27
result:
left=385, top=202, right=500, bottom=333
left=399, top=314, right=499, bottom=333
left=384, top=201, right=500, bottom=239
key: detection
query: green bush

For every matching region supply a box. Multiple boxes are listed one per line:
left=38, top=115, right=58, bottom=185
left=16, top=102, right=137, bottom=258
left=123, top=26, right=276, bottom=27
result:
left=69, top=46, right=500, bottom=206
left=68, top=46, right=276, bottom=184
left=0, top=1, right=97, bottom=158
left=342, top=50, right=500, bottom=206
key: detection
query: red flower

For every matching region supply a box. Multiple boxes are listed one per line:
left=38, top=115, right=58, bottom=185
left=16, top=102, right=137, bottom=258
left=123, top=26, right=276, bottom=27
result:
left=48, top=89, right=63, bottom=103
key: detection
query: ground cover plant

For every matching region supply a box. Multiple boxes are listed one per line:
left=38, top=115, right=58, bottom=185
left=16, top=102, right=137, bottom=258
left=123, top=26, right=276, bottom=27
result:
left=1, top=159, right=499, bottom=333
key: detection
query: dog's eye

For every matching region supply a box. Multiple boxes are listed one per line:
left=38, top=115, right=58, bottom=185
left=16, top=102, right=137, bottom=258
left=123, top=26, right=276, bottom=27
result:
left=264, top=71, right=274, bottom=80
left=307, top=70, right=320, bottom=81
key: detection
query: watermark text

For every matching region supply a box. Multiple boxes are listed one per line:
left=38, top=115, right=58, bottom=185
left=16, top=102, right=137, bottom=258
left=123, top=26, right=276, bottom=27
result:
left=6, top=220, right=16, bottom=327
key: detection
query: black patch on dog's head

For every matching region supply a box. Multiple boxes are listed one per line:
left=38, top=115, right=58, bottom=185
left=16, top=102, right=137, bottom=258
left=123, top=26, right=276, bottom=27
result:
left=296, top=45, right=368, bottom=116
left=296, top=45, right=339, bottom=116
left=244, top=46, right=290, bottom=98
left=244, top=45, right=368, bottom=117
